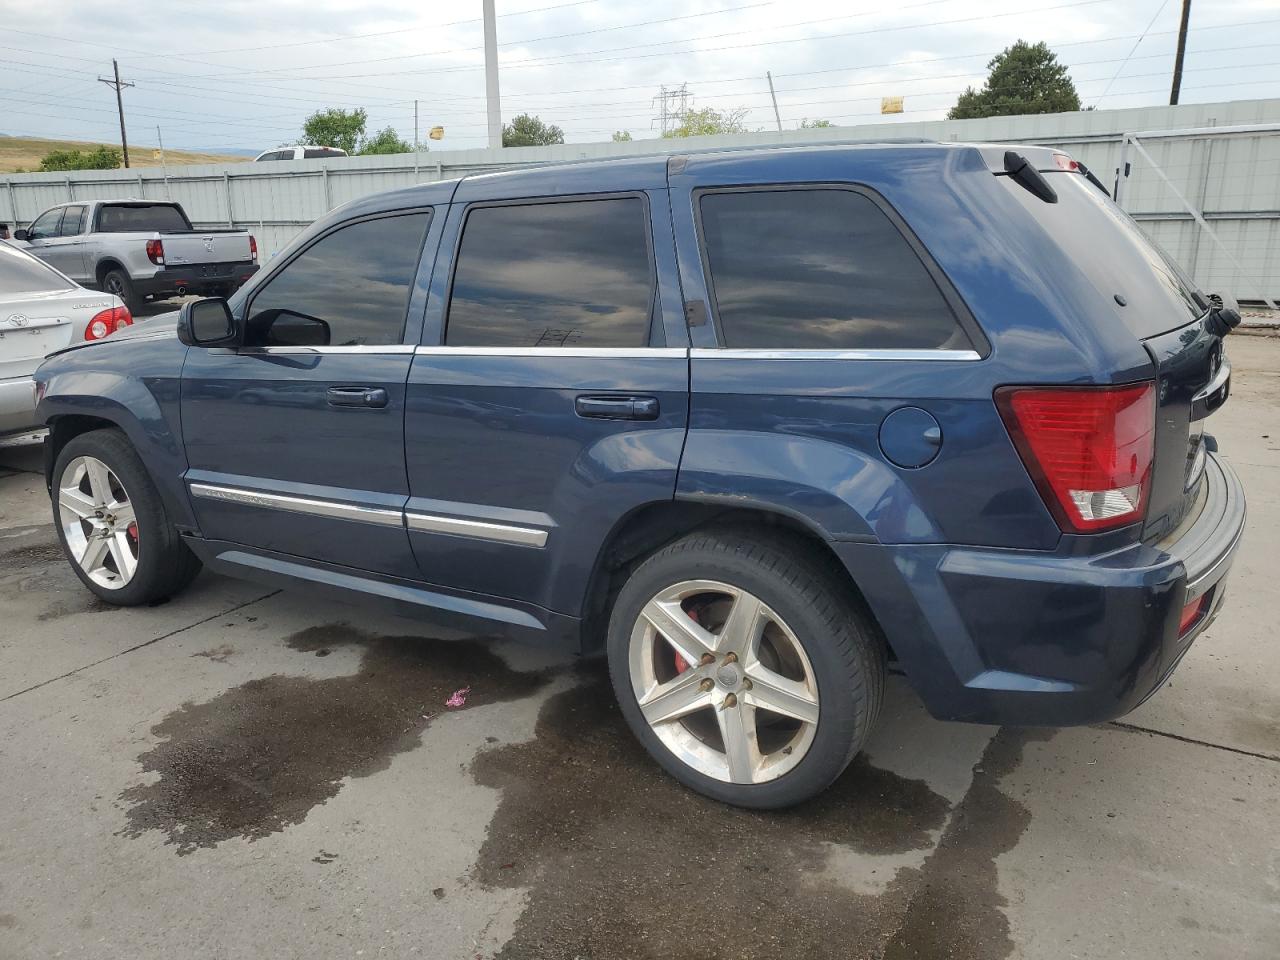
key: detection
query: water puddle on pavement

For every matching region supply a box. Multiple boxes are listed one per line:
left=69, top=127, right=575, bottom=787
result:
left=470, top=669, right=1044, bottom=960
left=117, top=622, right=548, bottom=855
left=0, top=531, right=123, bottom=621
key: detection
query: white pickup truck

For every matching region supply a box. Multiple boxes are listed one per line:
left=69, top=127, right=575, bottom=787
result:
left=14, top=200, right=259, bottom=312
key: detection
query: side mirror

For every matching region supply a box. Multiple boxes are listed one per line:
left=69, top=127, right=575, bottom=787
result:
left=178, top=297, right=239, bottom=348
left=13, top=229, right=29, bottom=241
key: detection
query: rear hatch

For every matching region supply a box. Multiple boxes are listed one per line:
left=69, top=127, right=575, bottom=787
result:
left=994, top=156, right=1227, bottom=540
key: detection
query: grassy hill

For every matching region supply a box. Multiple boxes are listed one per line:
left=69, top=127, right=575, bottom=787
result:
left=0, top=136, right=249, bottom=174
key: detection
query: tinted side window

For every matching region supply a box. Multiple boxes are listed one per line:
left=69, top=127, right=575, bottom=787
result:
left=97, top=204, right=190, bottom=232
left=304, top=148, right=341, bottom=159
left=59, top=205, right=86, bottom=236
left=28, top=208, right=63, bottom=240
left=698, top=189, right=971, bottom=351
left=246, top=212, right=430, bottom=347
left=446, top=197, right=653, bottom=348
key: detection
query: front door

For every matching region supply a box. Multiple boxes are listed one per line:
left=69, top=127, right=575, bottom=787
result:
left=403, top=170, right=690, bottom=619
left=42, top=205, right=90, bottom=282
left=181, top=209, right=438, bottom=580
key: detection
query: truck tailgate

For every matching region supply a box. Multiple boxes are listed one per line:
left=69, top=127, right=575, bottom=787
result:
left=161, top=233, right=252, bottom=266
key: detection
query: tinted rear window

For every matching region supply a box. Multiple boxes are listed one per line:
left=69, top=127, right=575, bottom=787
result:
left=698, top=188, right=972, bottom=351
left=96, top=204, right=190, bottom=232
left=997, top=172, right=1202, bottom=338
left=0, top=240, right=74, bottom=293
left=446, top=197, right=653, bottom=348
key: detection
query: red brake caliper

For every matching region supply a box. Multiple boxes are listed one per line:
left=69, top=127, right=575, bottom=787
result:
left=126, top=521, right=139, bottom=543
left=673, top=607, right=699, bottom=674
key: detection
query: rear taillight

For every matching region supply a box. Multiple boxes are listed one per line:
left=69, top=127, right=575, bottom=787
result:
left=1052, top=152, right=1081, bottom=172
left=85, top=305, right=133, bottom=341
left=146, top=238, right=165, bottom=265
left=996, top=383, right=1156, bottom=533
left=249, top=234, right=258, bottom=262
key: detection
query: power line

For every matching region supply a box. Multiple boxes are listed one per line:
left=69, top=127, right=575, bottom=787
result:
left=1092, top=0, right=1171, bottom=107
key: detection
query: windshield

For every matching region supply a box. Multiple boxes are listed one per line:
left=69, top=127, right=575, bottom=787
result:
left=97, top=204, right=191, bottom=232
left=0, top=240, right=75, bottom=294
left=997, top=171, right=1203, bottom=338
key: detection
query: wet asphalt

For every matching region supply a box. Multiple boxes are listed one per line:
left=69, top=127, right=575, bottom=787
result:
left=0, top=333, right=1277, bottom=959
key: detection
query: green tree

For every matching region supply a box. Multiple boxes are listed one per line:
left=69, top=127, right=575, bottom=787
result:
left=948, top=40, right=1081, bottom=120
left=800, top=118, right=833, bottom=129
left=612, top=130, right=633, bottom=142
left=39, top=146, right=121, bottom=171
left=503, top=114, right=565, bottom=147
left=662, top=106, right=749, bottom=138
left=359, top=126, right=412, bottom=155
left=301, top=107, right=368, bottom=154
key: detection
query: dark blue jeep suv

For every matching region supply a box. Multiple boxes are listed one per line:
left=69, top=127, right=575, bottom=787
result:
left=34, top=143, right=1246, bottom=807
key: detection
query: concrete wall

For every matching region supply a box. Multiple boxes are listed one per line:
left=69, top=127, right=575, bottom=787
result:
left=3, top=98, right=1278, bottom=301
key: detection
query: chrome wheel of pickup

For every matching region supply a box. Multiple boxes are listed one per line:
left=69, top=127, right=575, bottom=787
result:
left=58, top=455, right=139, bottom=589
left=628, top=579, right=820, bottom=785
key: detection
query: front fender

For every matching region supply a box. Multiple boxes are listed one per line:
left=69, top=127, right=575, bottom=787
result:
left=36, top=337, right=193, bottom=530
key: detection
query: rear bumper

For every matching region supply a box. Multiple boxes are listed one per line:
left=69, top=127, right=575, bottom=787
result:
left=838, top=452, right=1246, bottom=726
left=136, top=263, right=259, bottom=298
left=0, top=376, right=37, bottom=436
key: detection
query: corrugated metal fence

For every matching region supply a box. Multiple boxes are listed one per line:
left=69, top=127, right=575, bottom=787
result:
left=3, top=98, right=1278, bottom=301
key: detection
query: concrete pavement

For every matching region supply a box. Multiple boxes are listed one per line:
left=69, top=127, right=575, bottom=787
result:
left=1, top=335, right=1277, bottom=960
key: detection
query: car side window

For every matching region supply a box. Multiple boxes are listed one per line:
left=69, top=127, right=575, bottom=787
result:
left=59, top=206, right=86, bottom=237
left=27, top=208, right=63, bottom=241
left=445, top=196, right=654, bottom=348
left=698, top=188, right=972, bottom=351
left=244, top=211, right=431, bottom=348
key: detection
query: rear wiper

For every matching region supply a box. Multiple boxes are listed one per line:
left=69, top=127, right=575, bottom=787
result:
left=1003, top=151, right=1058, bottom=204
left=1075, top=160, right=1111, bottom=197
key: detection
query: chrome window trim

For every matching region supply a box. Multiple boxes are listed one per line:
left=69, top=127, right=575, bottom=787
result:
left=189, top=482, right=404, bottom=527
left=230, top=345, right=417, bottom=355
left=413, top=346, right=686, bottom=359
left=689, top=348, right=983, bottom=361
left=405, top=511, right=548, bottom=548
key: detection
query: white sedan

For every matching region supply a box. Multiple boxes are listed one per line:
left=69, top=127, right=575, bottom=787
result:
left=0, top=240, right=131, bottom=437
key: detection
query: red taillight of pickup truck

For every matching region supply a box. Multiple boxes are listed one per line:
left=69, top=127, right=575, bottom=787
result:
left=85, top=305, right=133, bottom=341
left=145, top=239, right=165, bottom=265
left=249, top=234, right=258, bottom=262
left=996, top=382, right=1156, bottom=533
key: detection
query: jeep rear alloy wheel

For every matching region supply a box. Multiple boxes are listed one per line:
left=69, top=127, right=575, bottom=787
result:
left=608, top=530, right=884, bottom=808
left=630, top=580, right=819, bottom=784
left=58, top=455, right=139, bottom=589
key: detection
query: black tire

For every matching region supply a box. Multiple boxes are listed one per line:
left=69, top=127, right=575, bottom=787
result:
left=102, top=268, right=141, bottom=314
left=606, top=528, right=886, bottom=809
left=52, top=428, right=201, bottom=606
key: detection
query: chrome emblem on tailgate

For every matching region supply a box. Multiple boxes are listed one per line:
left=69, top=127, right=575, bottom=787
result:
left=203, top=236, right=215, bottom=253
left=5, top=314, right=29, bottom=327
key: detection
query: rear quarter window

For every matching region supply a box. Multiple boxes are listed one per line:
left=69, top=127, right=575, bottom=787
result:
left=697, top=187, right=974, bottom=351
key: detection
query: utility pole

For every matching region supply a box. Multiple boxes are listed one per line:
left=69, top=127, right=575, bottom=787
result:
left=766, top=71, right=782, bottom=132
left=155, top=125, right=170, bottom=198
left=1170, top=0, right=1192, bottom=105
left=98, top=59, right=134, bottom=168
left=482, top=0, right=503, bottom=148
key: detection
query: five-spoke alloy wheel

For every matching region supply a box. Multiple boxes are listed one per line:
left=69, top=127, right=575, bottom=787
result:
left=608, top=529, right=885, bottom=809
left=58, top=455, right=139, bottom=589
left=630, top=580, right=820, bottom=785
left=51, top=428, right=202, bottom=606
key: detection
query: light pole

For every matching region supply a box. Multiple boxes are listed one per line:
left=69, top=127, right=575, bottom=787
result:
left=483, top=0, right=503, bottom=148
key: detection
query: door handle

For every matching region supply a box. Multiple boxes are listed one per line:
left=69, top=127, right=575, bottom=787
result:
left=574, top=395, right=660, bottom=421
left=327, top=386, right=388, bottom=409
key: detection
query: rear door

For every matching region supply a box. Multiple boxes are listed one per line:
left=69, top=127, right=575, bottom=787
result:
left=402, top=172, right=689, bottom=616
left=181, top=208, right=439, bottom=579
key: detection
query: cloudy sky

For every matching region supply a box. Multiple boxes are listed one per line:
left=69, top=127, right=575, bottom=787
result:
left=0, top=0, right=1276, bottom=153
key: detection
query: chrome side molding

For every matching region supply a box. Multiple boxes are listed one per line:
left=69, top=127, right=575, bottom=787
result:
left=404, top=512, right=548, bottom=547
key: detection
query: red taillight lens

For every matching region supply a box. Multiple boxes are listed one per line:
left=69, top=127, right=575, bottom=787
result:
left=1178, top=593, right=1209, bottom=635
left=1053, top=152, right=1080, bottom=171
left=996, top=383, right=1156, bottom=533
left=146, top=238, right=165, bottom=265
left=249, top=234, right=258, bottom=262
left=84, top=305, right=133, bottom=341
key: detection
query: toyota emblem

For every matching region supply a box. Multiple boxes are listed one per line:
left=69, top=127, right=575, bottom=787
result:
left=5, top=313, right=29, bottom=327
